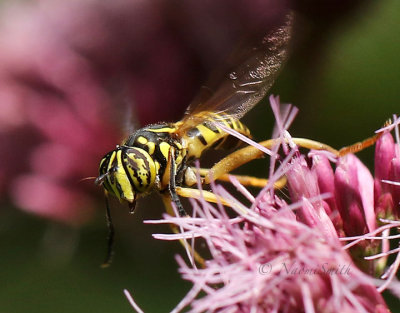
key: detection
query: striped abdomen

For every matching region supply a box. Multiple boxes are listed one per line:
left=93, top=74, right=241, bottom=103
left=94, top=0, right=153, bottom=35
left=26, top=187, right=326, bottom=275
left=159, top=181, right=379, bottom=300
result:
left=181, top=112, right=251, bottom=159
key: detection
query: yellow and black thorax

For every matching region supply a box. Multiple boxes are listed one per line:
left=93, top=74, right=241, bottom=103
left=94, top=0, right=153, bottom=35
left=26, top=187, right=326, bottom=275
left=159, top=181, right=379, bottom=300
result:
left=96, top=112, right=250, bottom=206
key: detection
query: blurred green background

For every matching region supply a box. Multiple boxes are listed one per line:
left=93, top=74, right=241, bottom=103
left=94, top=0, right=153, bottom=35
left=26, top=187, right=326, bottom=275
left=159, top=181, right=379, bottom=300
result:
left=1, top=0, right=399, bottom=312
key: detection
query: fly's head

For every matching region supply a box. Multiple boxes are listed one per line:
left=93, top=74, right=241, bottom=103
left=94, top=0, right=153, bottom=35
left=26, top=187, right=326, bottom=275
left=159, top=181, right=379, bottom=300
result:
left=95, top=145, right=157, bottom=211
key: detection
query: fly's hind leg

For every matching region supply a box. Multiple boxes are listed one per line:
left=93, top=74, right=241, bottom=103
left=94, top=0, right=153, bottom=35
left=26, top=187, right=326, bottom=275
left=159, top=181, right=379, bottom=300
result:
left=202, top=133, right=382, bottom=186
left=203, top=139, right=275, bottom=186
left=338, top=133, right=382, bottom=157
left=192, top=168, right=286, bottom=189
left=202, top=138, right=340, bottom=186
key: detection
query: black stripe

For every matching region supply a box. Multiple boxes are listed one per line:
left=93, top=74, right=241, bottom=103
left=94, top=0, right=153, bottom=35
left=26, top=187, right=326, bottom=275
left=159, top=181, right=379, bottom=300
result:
left=186, top=127, right=208, bottom=146
left=186, top=127, right=200, bottom=138
left=126, top=148, right=151, bottom=187
left=228, top=117, right=236, bottom=129
left=197, top=132, right=207, bottom=146
left=109, top=156, right=119, bottom=185
left=146, top=123, right=173, bottom=130
left=204, top=121, right=220, bottom=134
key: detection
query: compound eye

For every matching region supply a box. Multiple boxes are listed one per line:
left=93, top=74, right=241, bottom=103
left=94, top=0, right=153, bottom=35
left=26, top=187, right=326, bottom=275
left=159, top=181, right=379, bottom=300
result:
left=96, top=150, right=123, bottom=199
left=124, top=148, right=157, bottom=193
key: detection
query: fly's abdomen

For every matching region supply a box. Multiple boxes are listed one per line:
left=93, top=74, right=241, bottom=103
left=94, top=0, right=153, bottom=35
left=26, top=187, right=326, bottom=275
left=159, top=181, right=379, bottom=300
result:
left=182, top=112, right=251, bottom=159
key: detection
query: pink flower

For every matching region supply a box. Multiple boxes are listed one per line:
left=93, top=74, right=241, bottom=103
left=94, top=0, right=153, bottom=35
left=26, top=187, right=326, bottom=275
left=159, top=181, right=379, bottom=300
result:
left=374, top=132, right=396, bottom=217
left=312, top=154, right=344, bottom=231
left=375, top=133, right=396, bottom=184
left=286, top=156, right=339, bottom=238
left=141, top=97, right=396, bottom=312
left=388, top=158, right=400, bottom=216
left=334, top=154, right=376, bottom=237
left=151, top=180, right=388, bottom=313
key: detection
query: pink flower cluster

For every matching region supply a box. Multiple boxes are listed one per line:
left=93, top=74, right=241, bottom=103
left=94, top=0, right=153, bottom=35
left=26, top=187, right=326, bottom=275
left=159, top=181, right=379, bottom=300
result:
left=144, top=96, right=399, bottom=312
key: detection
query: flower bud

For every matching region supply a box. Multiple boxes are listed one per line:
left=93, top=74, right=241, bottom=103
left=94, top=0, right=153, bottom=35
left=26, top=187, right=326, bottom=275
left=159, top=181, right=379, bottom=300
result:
left=388, top=158, right=400, bottom=216
left=312, top=154, right=342, bottom=228
left=375, top=132, right=396, bottom=182
left=287, top=157, right=319, bottom=202
left=334, top=154, right=376, bottom=237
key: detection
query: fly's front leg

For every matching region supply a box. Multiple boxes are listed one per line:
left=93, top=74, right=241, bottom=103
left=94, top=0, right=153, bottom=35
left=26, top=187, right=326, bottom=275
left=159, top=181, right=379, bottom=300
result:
left=168, top=147, right=187, bottom=217
left=101, top=191, right=115, bottom=268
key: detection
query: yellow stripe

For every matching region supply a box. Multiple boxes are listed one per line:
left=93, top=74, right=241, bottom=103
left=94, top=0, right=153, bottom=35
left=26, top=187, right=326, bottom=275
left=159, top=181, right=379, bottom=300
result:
left=230, top=118, right=239, bottom=131
left=137, top=136, right=148, bottom=144
left=197, top=124, right=220, bottom=145
left=115, top=150, right=134, bottom=202
left=155, top=161, right=161, bottom=172
left=159, top=142, right=171, bottom=160
left=212, top=113, right=231, bottom=129
left=106, top=152, right=120, bottom=199
left=146, top=141, right=155, bottom=155
left=148, top=127, right=176, bottom=133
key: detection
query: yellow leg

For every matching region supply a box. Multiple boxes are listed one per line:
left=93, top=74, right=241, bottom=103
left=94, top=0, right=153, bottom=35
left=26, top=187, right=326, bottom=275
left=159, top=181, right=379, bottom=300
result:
left=176, top=187, right=248, bottom=214
left=160, top=134, right=379, bottom=268
left=338, top=119, right=389, bottom=156
left=202, top=133, right=383, bottom=185
left=204, top=137, right=339, bottom=184
left=338, top=133, right=382, bottom=157
left=193, top=167, right=286, bottom=189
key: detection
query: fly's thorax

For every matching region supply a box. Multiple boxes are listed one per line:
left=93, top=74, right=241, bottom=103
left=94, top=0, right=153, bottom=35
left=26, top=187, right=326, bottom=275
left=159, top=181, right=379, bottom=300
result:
left=97, top=146, right=157, bottom=203
left=182, top=112, right=251, bottom=159
left=123, top=123, right=187, bottom=187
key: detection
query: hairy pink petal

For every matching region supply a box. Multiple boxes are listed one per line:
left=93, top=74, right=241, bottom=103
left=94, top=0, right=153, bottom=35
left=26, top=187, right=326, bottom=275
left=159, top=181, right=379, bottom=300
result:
left=287, top=157, right=320, bottom=201
left=298, top=198, right=338, bottom=240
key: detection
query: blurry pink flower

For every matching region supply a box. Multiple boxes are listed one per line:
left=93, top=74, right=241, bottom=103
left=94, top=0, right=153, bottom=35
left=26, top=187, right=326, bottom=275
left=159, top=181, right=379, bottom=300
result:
left=0, top=0, right=289, bottom=223
left=11, top=175, right=92, bottom=224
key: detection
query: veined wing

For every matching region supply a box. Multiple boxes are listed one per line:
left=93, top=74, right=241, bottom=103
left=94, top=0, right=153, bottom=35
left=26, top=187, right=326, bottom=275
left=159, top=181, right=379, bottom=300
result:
left=176, top=14, right=292, bottom=134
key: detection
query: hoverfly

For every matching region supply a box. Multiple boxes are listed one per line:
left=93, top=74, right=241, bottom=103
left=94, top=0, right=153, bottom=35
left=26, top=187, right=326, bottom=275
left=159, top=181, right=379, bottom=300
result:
left=95, top=15, right=292, bottom=266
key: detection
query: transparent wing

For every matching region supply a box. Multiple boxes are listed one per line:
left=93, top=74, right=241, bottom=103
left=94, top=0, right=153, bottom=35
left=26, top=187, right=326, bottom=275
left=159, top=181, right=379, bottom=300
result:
left=177, top=14, right=293, bottom=133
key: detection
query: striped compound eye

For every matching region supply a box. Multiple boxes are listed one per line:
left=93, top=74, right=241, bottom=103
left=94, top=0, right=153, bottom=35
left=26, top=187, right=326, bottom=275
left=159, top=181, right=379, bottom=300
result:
left=96, top=147, right=157, bottom=203
left=122, top=147, right=157, bottom=195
